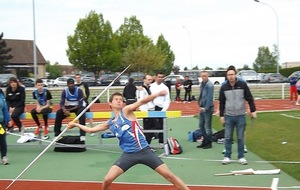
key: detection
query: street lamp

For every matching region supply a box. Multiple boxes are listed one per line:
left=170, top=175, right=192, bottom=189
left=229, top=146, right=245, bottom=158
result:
left=254, top=0, right=280, bottom=73
left=182, top=26, right=193, bottom=69
left=32, top=0, right=37, bottom=80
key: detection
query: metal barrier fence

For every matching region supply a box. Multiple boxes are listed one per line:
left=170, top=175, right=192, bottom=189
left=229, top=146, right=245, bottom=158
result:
left=1, top=83, right=291, bottom=104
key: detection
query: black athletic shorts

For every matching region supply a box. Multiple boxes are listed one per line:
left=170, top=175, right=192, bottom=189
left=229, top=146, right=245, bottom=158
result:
left=114, top=146, right=164, bottom=172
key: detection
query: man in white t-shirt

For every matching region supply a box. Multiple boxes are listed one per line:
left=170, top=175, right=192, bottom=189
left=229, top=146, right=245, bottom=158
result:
left=150, top=71, right=170, bottom=147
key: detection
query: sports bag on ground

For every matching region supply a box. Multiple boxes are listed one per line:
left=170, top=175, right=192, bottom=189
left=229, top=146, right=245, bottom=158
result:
left=212, top=129, right=225, bottom=142
left=167, top=137, right=183, bottom=154
left=54, top=135, right=86, bottom=152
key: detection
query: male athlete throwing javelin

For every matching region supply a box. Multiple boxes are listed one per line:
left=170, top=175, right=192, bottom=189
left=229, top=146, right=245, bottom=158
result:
left=68, top=90, right=190, bottom=190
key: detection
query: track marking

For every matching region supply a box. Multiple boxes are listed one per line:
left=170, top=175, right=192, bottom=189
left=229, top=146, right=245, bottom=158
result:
left=280, top=114, right=300, bottom=120
left=271, top=178, right=279, bottom=190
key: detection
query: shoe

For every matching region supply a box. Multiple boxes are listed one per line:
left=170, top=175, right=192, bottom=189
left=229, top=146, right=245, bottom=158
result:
left=202, top=143, right=212, bottom=149
left=217, top=138, right=225, bottom=144
left=222, top=149, right=226, bottom=154
left=19, top=127, right=25, bottom=136
left=80, top=136, right=86, bottom=141
left=90, top=133, right=95, bottom=137
left=42, top=135, right=49, bottom=140
left=196, top=142, right=206, bottom=148
left=238, top=157, right=248, bottom=165
left=34, top=126, right=42, bottom=135
left=2, top=156, right=9, bottom=165
left=44, top=126, right=49, bottom=135
left=222, top=157, right=231, bottom=165
left=244, top=145, right=248, bottom=153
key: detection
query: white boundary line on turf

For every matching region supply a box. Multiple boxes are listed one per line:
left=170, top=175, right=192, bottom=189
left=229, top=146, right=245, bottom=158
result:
left=280, top=114, right=300, bottom=120
left=271, top=178, right=279, bottom=190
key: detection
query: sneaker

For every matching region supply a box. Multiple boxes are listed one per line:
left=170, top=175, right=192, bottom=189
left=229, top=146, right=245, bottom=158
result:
left=19, top=127, right=25, bottom=136
left=34, top=126, right=42, bottom=135
left=80, top=136, right=86, bottom=141
left=202, top=143, right=212, bottom=149
left=222, top=157, right=231, bottom=165
left=196, top=142, right=206, bottom=148
left=244, top=145, right=248, bottom=153
left=222, top=149, right=226, bottom=154
left=2, top=156, right=9, bottom=165
left=42, top=135, right=49, bottom=140
left=238, top=157, right=248, bottom=165
left=44, top=126, right=49, bottom=135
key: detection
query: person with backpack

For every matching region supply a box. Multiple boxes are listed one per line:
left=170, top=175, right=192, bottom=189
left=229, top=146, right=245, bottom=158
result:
left=67, top=91, right=190, bottom=190
left=31, top=79, right=53, bottom=140
left=219, top=66, right=257, bottom=165
left=196, top=71, right=214, bottom=149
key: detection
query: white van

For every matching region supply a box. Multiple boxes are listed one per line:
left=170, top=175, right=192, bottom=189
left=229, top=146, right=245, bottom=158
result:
left=237, top=70, right=259, bottom=83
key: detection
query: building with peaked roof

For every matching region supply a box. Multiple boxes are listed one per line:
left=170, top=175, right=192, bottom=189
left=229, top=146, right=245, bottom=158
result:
left=4, top=39, right=47, bottom=78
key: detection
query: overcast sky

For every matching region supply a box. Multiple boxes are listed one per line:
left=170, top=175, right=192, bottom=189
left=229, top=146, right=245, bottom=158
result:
left=1, top=0, right=300, bottom=70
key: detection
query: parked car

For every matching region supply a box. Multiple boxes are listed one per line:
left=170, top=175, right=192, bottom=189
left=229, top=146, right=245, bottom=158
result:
left=237, top=70, right=260, bottom=83
left=0, top=74, right=17, bottom=87
left=20, top=77, right=35, bottom=87
left=98, top=73, right=120, bottom=86
left=81, top=76, right=100, bottom=86
left=129, top=72, right=144, bottom=85
left=261, top=73, right=287, bottom=83
left=288, top=71, right=300, bottom=81
left=119, top=75, right=129, bottom=86
left=53, top=77, right=70, bottom=87
left=163, top=74, right=184, bottom=85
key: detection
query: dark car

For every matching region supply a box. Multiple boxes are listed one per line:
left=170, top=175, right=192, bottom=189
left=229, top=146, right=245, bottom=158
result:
left=0, top=74, right=17, bottom=87
left=261, top=73, right=287, bottom=83
left=20, top=77, right=35, bottom=87
left=81, top=76, right=100, bottom=86
left=288, top=71, right=300, bottom=81
left=98, top=73, right=120, bottom=86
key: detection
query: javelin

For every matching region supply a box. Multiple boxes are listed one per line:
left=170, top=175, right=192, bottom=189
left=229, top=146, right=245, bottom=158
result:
left=6, top=65, right=130, bottom=189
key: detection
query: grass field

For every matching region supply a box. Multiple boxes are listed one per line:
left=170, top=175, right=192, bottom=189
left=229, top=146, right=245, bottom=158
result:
left=210, top=110, right=300, bottom=181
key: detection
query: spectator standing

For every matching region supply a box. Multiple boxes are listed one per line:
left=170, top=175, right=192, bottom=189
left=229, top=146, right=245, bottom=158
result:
left=197, top=71, right=214, bottom=149
left=122, top=78, right=137, bottom=105
left=31, top=79, right=53, bottom=140
left=219, top=66, right=257, bottom=165
left=183, top=76, right=193, bottom=102
left=54, top=78, right=86, bottom=141
left=289, top=74, right=298, bottom=103
left=150, top=71, right=170, bottom=147
left=175, top=77, right=182, bottom=102
left=6, top=77, right=26, bottom=135
left=296, top=78, right=300, bottom=105
left=67, top=91, right=190, bottom=190
left=75, top=74, right=95, bottom=136
left=0, top=89, right=10, bottom=165
left=136, top=74, right=156, bottom=145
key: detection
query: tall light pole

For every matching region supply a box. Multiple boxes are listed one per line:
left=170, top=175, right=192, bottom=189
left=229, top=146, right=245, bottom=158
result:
left=182, top=26, right=193, bottom=69
left=32, top=0, right=37, bottom=80
left=254, top=0, right=280, bottom=73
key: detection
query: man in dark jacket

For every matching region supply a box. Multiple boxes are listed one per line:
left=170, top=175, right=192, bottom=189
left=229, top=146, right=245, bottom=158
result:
left=183, top=76, right=193, bottom=102
left=122, top=78, right=137, bottom=105
left=219, top=66, right=257, bottom=165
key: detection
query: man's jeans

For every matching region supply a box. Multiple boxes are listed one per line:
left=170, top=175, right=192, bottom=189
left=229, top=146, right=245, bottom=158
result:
left=224, top=115, right=246, bottom=159
left=198, top=107, right=213, bottom=144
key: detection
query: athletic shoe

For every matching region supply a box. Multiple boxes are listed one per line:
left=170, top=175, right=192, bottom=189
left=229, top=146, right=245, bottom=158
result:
left=202, top=143, right=212, bottom=149
left=42, top=135, right=49, bottom=140
left=222, top=157, right=231, bottom=165
left=222, top=149, right=226, bottom=154
left=34, top=126, right=42, bottom=135
left=2, top=156, right=9, bottom=165
left=244, top=145, right=248, bottom=153
left=44, top=126, right=49, bottom=135
left=19, top=127, right=25, bottom=136
left=196, top=142, right=206, bottom=148
left=238, top=157, right=248, bottom=165
left=80, top=136, right=86, bottom=141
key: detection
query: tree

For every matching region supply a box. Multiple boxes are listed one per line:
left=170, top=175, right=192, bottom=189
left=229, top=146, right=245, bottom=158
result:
left=242, top=64, right=250, bottom=70
left=0, top=32, right=13, bottom=73
left=253, top=45, right=278, bottom=72
left=156, top=34, right=175, bottom=75
left=66, top=11, right=120, bottom=74
left=172, top=65, right=180, bottom=74
left=46, top=61, right=63, bottom=79
left=203, top=66, right=213, bottom=70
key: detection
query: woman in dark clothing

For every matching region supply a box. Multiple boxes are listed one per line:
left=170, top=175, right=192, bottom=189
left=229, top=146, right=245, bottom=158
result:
left=5, top=77, right=26, bottom=134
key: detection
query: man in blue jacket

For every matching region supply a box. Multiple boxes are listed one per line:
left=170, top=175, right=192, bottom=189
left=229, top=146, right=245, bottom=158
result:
left=197, top=71, right=214, bottom=149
